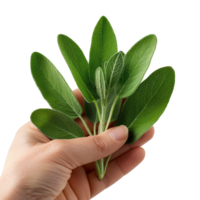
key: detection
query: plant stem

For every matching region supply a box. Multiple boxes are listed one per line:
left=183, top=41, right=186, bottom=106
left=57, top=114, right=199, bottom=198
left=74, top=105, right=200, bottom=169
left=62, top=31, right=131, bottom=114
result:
left=99, top=95, right=119, bottom=178
left=105, top=95, right=119, bottom=131
left=94, top=100, right=101, bottom=121
left=79, top=115, right=92, bottom=136
left=79, top=95, right=118, bottom=181
left=97, top=97, right=107, bottom=179
left=104, top=154, right=111, bottom=174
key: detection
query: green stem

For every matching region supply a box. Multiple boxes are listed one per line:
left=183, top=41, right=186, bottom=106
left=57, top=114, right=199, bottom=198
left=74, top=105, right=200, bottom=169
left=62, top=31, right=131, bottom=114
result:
left=79, top=115, right=92, bottom=136
left=104, top=154, right=111, bottom=174
left=98, top=96, right=119, bottom=180
left=94, top=100, right=101, bottom=121
left=98, top=97, right=107, bottom=177
left=95, top=94, right=118, bottom=180
left=105, top=95, right=119, bottom=131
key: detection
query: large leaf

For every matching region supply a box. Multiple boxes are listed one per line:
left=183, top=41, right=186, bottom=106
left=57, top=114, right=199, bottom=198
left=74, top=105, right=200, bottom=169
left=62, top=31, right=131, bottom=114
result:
left=31, top=109, right=84, bottom=139
left=89, top=16, right=118, bottom=85
left=115, top=67, right=175, bottom=144
left=58, top=34, right=98, bottom=102
left=115, top=34, right=157, bottom=98
left=31, top=52, right=82, bottom=119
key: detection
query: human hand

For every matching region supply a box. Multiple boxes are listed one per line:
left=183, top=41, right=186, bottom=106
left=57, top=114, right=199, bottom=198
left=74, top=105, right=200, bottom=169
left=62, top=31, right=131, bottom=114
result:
left=0, top=89, right=154, bottom=200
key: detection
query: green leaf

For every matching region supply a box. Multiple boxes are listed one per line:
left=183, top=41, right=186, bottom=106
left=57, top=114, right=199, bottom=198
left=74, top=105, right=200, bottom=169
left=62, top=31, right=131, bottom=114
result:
left=105, top=51, right=124, bottom=91
left=115, top=34, right=157, bottom=98
left=89, top=16, right=118, bottom=85
left=115, top=67, right=175, bottom=144
left=58, top=34, right=98, bottom=102
left=95, top=67, right=106, bottom=99
left=103, top=61, right=108, bottom=78
left=31, top=52, right=82, bottom=119
left=31, top=109, right=84, bottom=139
left=120, top=51, right=125, bottom=57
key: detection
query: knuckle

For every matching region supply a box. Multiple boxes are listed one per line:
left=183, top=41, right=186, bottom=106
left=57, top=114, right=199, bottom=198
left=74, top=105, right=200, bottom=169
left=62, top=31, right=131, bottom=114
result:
left=47, top=139, right=65, bottom=155
left=92, top=136, right=107, bottom=154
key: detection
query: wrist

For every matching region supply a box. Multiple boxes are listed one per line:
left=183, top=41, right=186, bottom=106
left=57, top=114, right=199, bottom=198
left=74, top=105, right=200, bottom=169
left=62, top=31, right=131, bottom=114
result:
left=0, top=175, right=22, bottom=200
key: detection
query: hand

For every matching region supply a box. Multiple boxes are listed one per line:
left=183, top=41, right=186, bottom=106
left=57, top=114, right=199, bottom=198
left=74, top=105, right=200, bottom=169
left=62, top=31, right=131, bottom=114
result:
left=0, top=89, right=154, bottom=200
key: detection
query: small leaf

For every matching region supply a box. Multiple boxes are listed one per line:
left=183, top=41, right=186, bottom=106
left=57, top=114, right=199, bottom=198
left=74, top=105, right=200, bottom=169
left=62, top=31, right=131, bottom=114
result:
left=31, top=52, right=82, bottom=119
left=115, top=34, right=157, bottom=98
left=31, top=109, right=84, bottom=139
left=58, top=34, right=98, bottom=102
left=115, top=67, right=175, bottom=144
left=105, top=51, right=124, bottom=91
left=95, top=67, right=106, bottom=99
left=89, top=16, right=118, bottom=85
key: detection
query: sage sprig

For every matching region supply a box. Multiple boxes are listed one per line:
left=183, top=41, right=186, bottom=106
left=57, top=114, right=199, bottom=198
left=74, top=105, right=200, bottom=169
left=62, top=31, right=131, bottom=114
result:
left=30, top=16, right=175, bottom=181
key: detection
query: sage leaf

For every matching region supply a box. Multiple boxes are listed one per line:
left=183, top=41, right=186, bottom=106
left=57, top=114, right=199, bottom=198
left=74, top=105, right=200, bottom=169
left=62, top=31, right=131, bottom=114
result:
left=115, top=67, right=175, bottom=144
left=95, top=67, right=106, bottom=99
left=105, top=51, right=124, bottom=92
left=89, top=16, right=118, bottom=85
left=31, top=52, right=82, bottom=119
left=31, top=109, right=84, bottom=139
left=115, top=34, right=157, bottom=98
left=58, top=34, right=98, bottom=102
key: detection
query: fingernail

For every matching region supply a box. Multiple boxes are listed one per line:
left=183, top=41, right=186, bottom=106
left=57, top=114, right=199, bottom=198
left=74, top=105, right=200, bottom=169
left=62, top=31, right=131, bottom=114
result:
left=109, top=125, right=128, bottom=141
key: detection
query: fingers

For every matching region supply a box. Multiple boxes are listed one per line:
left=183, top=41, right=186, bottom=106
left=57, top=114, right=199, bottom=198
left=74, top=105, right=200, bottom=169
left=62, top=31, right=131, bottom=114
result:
left=106, top=126, right=156, bottom=161
left=109, top=126, right=154, bottom=161
left=88, top=147, right=145, bottom=198
left=56, top=126, right=128, bottom=169
left=83, top=127, right=154, bottom=173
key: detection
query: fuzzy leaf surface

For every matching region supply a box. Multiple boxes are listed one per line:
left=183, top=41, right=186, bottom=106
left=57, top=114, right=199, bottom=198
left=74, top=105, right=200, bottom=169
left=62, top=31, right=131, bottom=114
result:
left=115, top=34, right=157, bottom=98
left=105, top=51, right=124, bottom=91
left=58, top=34, right=98, bottom=102
left=95, top=67, right=106, bottom=99
left=31, top=52, right=82, bottom=119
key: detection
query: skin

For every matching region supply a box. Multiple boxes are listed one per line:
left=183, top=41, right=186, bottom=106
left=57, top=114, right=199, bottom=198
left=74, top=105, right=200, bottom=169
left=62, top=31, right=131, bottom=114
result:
left=0, top=89, right=154, bottom=200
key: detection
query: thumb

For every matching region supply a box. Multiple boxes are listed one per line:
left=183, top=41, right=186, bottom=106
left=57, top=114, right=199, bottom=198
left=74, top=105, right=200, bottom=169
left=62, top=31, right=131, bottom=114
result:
left=54, top=125, right=128, bottom=168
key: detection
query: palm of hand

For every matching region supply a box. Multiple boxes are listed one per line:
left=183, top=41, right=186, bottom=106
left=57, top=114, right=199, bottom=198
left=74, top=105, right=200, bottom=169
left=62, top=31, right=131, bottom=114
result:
left=2, top=89, right=154, bottom=200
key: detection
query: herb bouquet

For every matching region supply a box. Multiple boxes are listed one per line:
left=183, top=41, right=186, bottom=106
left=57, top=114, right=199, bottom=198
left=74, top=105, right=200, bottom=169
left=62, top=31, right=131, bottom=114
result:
left=30, top=16, right=175, bottom=180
